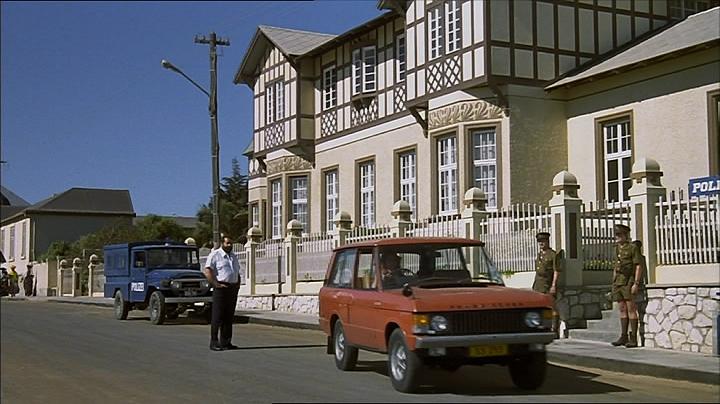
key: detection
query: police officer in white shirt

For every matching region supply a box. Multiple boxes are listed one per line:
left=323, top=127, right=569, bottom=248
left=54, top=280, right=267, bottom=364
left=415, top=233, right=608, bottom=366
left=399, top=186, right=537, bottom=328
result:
left=203, top=236, right=241, bottom=351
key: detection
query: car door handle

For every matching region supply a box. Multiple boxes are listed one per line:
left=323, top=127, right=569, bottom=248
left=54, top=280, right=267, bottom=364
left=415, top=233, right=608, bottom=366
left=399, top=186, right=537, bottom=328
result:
left=373, top=301, right=382, bottom=306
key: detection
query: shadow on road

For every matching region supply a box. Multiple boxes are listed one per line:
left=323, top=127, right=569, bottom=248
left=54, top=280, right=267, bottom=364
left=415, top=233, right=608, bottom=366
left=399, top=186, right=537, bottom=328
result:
left=351, top=360, right=629, bottom=396
left=218, top=344, right=326, bottom=350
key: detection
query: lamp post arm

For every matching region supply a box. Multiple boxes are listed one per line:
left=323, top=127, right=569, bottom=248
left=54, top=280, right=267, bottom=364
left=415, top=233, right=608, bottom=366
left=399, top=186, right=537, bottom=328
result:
left=174, top=69, right=210, bottom=99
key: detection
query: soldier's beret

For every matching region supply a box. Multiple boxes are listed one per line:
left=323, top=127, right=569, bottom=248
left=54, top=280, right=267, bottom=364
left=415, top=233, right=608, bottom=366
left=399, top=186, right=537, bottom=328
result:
left=536, top=232, right=550, bottom=241
left=614, top=224, right=631, bottom=234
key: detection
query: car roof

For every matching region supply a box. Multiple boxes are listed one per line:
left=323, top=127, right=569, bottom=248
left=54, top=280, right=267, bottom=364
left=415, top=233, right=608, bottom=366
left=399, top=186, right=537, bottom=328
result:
left=335, top=237, right=485, bottom=251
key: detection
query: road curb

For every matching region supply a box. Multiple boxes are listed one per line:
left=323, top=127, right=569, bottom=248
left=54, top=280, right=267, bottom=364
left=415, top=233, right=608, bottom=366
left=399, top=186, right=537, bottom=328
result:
left=547, top=350, right=718, bottom=385
left=51, top=300, right=114, bottom=308
left=234, top=313, right=321, bottom=331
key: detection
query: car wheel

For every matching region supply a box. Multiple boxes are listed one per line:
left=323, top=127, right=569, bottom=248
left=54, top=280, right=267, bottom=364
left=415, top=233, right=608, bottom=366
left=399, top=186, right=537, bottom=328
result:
left=148, top=291, right=166, bottom=325
left=388, top=328, right=423, bottom=393
left=114, top=290, right=129, bottom=320
left=333, top=322, right=358, bottom=371
left=165, top=304, right=180, bottom=320
left=509, top=352, right=547, bottom=390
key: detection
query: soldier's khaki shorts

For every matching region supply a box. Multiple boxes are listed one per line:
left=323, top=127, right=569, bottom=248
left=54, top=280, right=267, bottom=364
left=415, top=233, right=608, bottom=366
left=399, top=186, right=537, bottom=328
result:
left=612, top=283, right=632, bottom=302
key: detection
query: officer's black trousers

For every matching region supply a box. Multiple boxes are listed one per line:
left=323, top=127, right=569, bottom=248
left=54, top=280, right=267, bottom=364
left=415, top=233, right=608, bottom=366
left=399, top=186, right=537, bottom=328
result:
left=211, top=281, right=239, bottom=346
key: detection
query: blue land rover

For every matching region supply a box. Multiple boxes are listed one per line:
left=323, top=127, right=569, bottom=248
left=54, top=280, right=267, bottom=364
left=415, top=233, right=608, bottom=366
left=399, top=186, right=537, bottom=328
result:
left=103, top=241, right=212, bottom=325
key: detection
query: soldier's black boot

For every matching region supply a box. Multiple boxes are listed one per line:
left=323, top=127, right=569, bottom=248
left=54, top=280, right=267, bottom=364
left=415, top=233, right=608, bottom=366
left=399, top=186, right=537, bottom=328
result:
left=625, top=319, right=639, bottom=348
left=611, top=318, right=629, bottom=346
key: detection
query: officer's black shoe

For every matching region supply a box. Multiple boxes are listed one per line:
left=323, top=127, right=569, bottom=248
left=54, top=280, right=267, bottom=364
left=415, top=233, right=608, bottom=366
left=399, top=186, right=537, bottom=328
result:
left=611, top=335, right=628, bottom=346
left=223, top=343, right=240, bottom=350
left=625, top=336, right=638, bottom=348
left=210, top=343, right=226, bottom=351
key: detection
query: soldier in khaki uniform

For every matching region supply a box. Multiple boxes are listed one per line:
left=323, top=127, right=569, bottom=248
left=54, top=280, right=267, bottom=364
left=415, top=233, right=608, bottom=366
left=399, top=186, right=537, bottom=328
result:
left=611, top=224, right=643, bottom=348
left=533, top=232, right=561, bottom=337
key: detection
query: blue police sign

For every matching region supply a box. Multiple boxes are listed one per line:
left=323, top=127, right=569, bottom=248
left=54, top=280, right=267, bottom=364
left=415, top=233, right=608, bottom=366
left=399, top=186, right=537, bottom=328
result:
left=689, top=176, right=720, bottom=197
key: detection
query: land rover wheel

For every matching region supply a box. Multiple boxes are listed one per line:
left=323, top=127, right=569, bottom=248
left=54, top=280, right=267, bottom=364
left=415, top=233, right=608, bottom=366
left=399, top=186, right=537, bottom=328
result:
left=148, top=291, right=166, bottom=325
left=165, top=304, right=180, bottom=320
left=113, top=290, right=129, bottom=320
left=333, top=322, right=358, bottom=371
left=509, top=352, right=547, bottom=390
left=388, top=328, right=423, bottom=393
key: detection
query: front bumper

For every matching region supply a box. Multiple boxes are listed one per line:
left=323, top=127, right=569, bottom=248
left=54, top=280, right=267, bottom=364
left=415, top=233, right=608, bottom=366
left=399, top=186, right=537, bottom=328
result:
left=163, top=296, right=213, bottom=304
left=414, top=332, right=555, bottom=349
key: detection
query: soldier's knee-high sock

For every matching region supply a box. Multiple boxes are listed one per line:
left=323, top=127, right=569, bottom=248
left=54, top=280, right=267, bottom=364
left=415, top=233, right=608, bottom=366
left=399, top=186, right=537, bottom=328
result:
left=612, top=317, right=629, bottom=346
left=626, top=319, right=639, bottom=347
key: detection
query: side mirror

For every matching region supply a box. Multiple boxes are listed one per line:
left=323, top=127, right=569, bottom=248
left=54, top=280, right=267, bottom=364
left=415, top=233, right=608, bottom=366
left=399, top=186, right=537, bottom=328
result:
left=401, top=283, right=413, bottom=297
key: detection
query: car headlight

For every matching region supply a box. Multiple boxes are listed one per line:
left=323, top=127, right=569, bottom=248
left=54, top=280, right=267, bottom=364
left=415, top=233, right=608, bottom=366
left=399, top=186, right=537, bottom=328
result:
left=430, top=315, right=448, bottom=333
left=170, top=280, right=182, bottom=289
left=524, top=311, right=542, bottom=328
left=200, top=280, right=210, bottom=289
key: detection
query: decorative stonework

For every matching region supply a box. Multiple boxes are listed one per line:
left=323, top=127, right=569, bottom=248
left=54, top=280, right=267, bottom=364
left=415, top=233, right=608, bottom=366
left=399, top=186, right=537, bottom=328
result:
left=428, top=100, right=504, bottom=130
left=643, top=285, right=719, bottom=354
left=265, top=156, right=313, bottom=175
left=555, top=286, right=611, bottom=331
left=236, top=294, right=319, bottom=315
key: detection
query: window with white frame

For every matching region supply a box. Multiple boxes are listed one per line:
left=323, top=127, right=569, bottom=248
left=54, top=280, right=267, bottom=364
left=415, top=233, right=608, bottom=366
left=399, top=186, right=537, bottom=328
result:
left=251, top=204, right=260, bottom=229
left=266, top=81, right=284, bottom=124
left=9, top=225, right=15, bottom=260
left=472, top=129, right=498, bottom=208
left=445, top=0, right=461, bottom=53
left=438, top=137, right=458, bottom=215
left=0, top=229, right=4, bottom=257
left=271, top=180, right=282, bottom=239
left=290, top=176, right=308, bottom=233
left=359, top=161, right=375, bottom=227
left=323, top=65, right=337, bottom=110
left=266, top=84, right=275, bottom=124
left=396, top=34, right=406, bottom=81
left=275, top=81, right=285, bottom=121
left=21, top=221, right=27, bottom=258
left=428, top=6, right=444, bottom=60
left=352, top=46, right=377, bottom=95
left=603, top=119, right=633, bottom=203
left=399, top=151, right=416, bottom=218
left=325, top=170, right=339, bottom=232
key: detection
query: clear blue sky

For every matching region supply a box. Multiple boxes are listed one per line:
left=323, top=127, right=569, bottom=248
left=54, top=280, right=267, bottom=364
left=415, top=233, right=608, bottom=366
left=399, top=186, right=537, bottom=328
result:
left=1, top=1, right=382, bottom=217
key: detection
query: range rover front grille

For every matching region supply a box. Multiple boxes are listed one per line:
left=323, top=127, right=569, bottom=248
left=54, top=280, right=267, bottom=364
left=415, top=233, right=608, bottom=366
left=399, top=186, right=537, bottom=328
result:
left=441, top=309, right=544, bottom=335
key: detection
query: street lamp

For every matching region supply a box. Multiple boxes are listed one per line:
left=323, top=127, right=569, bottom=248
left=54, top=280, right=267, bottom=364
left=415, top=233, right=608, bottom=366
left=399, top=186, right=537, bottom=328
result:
left=161, top=57, right=220, bottom=249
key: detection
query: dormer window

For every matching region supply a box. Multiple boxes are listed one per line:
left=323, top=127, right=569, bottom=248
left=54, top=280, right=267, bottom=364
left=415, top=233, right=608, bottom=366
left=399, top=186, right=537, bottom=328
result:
left=429, top=0, right=462, bottom=60
left=323, top=65, right=337, bottom=110
left=352, top=46, right=376, bottom=95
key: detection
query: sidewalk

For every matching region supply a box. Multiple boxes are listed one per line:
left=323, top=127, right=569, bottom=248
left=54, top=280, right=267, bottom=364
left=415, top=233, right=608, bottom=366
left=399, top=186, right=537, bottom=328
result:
left=7, top=296, right=719, bottom=385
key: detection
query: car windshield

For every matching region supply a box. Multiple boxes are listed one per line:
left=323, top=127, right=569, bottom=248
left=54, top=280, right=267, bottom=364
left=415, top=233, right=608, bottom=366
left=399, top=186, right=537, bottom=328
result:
left=146, top=248, right=200, bottom=269
left=378, top=244, right=503, bottom=289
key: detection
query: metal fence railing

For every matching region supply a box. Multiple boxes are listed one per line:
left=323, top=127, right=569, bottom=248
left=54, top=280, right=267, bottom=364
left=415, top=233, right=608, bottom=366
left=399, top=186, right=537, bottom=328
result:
left=581, top=200, right=632, bottom=270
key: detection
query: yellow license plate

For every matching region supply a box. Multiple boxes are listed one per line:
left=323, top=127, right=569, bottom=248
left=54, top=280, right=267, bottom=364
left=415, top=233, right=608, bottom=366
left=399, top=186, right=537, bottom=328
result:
left=468, top=344, right=508, bottom=357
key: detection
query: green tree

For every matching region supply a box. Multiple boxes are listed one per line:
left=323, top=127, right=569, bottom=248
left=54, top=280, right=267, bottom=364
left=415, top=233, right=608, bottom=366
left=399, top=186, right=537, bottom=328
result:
left=195, top=157, right=249, bottom=247
left=135, top=214, right=188, bottom=242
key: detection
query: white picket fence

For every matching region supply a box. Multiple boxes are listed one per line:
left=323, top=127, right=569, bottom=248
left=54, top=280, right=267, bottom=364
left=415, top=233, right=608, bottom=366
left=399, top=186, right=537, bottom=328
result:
left=580, top=200, right=631, bottom=270
left=656, top=191, right=720, bottom=265
left=345, top=225, right=393, bottom=243
left=406, top=213, right=464, bottom=237
left=482, top=204, right=552, bottom=273
left=298, top=232, right=334, bottom=254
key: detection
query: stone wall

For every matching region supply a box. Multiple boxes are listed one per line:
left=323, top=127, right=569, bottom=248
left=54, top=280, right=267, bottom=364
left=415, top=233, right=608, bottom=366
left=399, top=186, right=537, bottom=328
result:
left=556, top=285, right=612, bottom=330
left=236, top=294, right=319, bottom=315
left=643, top=285, right=720, bottom=354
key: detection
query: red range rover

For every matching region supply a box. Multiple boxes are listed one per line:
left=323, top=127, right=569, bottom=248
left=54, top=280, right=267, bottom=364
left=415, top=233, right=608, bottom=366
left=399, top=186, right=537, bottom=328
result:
left=319, top=237, right=555, bottom=393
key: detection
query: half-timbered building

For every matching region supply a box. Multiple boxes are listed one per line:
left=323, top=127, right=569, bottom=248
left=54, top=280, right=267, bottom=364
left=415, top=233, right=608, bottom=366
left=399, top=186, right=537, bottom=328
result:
left=235, top=0, right=719, bottom=238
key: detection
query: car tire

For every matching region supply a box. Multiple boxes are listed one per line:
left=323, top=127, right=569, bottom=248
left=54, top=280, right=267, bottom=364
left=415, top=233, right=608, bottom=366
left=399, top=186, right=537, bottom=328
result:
left=388, top=328, right=423, bottom=393
left=114, top=290, right=129, bottom=320
left=509, top=352, right=547, bottom=390
left=148, top=291, right=166, bottom=325
left=165, top=304, right=180, bottom=320
left=333, top=322, right=358, bottom=371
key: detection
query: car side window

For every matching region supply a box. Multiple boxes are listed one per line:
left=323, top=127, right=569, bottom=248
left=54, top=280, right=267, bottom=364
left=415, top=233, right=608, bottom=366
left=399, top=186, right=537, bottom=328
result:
left=355, top=249, right=376, bottom=290
left=327, top=249, right=356, bottom=288
left=133, top=251, right=146, bottom=268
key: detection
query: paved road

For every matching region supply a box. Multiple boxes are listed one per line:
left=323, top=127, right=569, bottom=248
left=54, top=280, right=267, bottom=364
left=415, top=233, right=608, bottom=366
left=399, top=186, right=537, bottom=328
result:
left=2, top=301, right=718, bottom=403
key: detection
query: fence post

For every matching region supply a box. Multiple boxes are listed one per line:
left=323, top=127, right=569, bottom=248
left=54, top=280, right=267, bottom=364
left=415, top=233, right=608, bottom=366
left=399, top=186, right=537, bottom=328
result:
left=549, top=171, right=583, bottom=288
left=461, top=188, right=488, bottom=278
left=629, top=158, right=666, bottom=284
left=332, top=211, right=353, bottom=247
left=87, top=254, right=99, bottom=296
left=244, top=227, right=262, bottom=295
left=58, top=259, right=68, bottom=296
left=71, top=258, right=82, bottom=297
left=284, top=220, right=303, bottom=294
left=390, top=200, right=413, bottom=237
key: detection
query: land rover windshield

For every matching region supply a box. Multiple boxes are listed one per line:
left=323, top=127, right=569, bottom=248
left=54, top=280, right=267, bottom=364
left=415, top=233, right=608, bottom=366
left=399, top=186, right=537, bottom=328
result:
left=378, top=243, right=503, bottom=289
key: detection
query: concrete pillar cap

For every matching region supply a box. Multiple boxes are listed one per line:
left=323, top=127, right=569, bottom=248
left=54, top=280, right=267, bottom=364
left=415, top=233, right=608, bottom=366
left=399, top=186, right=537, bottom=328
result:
left=392, top=200, right=412, bottom=216
left=184, top=237, right=196, bottom=246
left=464, top=187, right=487, bottom=203
left=552, top=170, right=579, bottom=188
left=333, top=211, right=352, bottom=223
left=286, top=219, right=304, bottom=232
left=88, top=254, right=100, bottom=265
